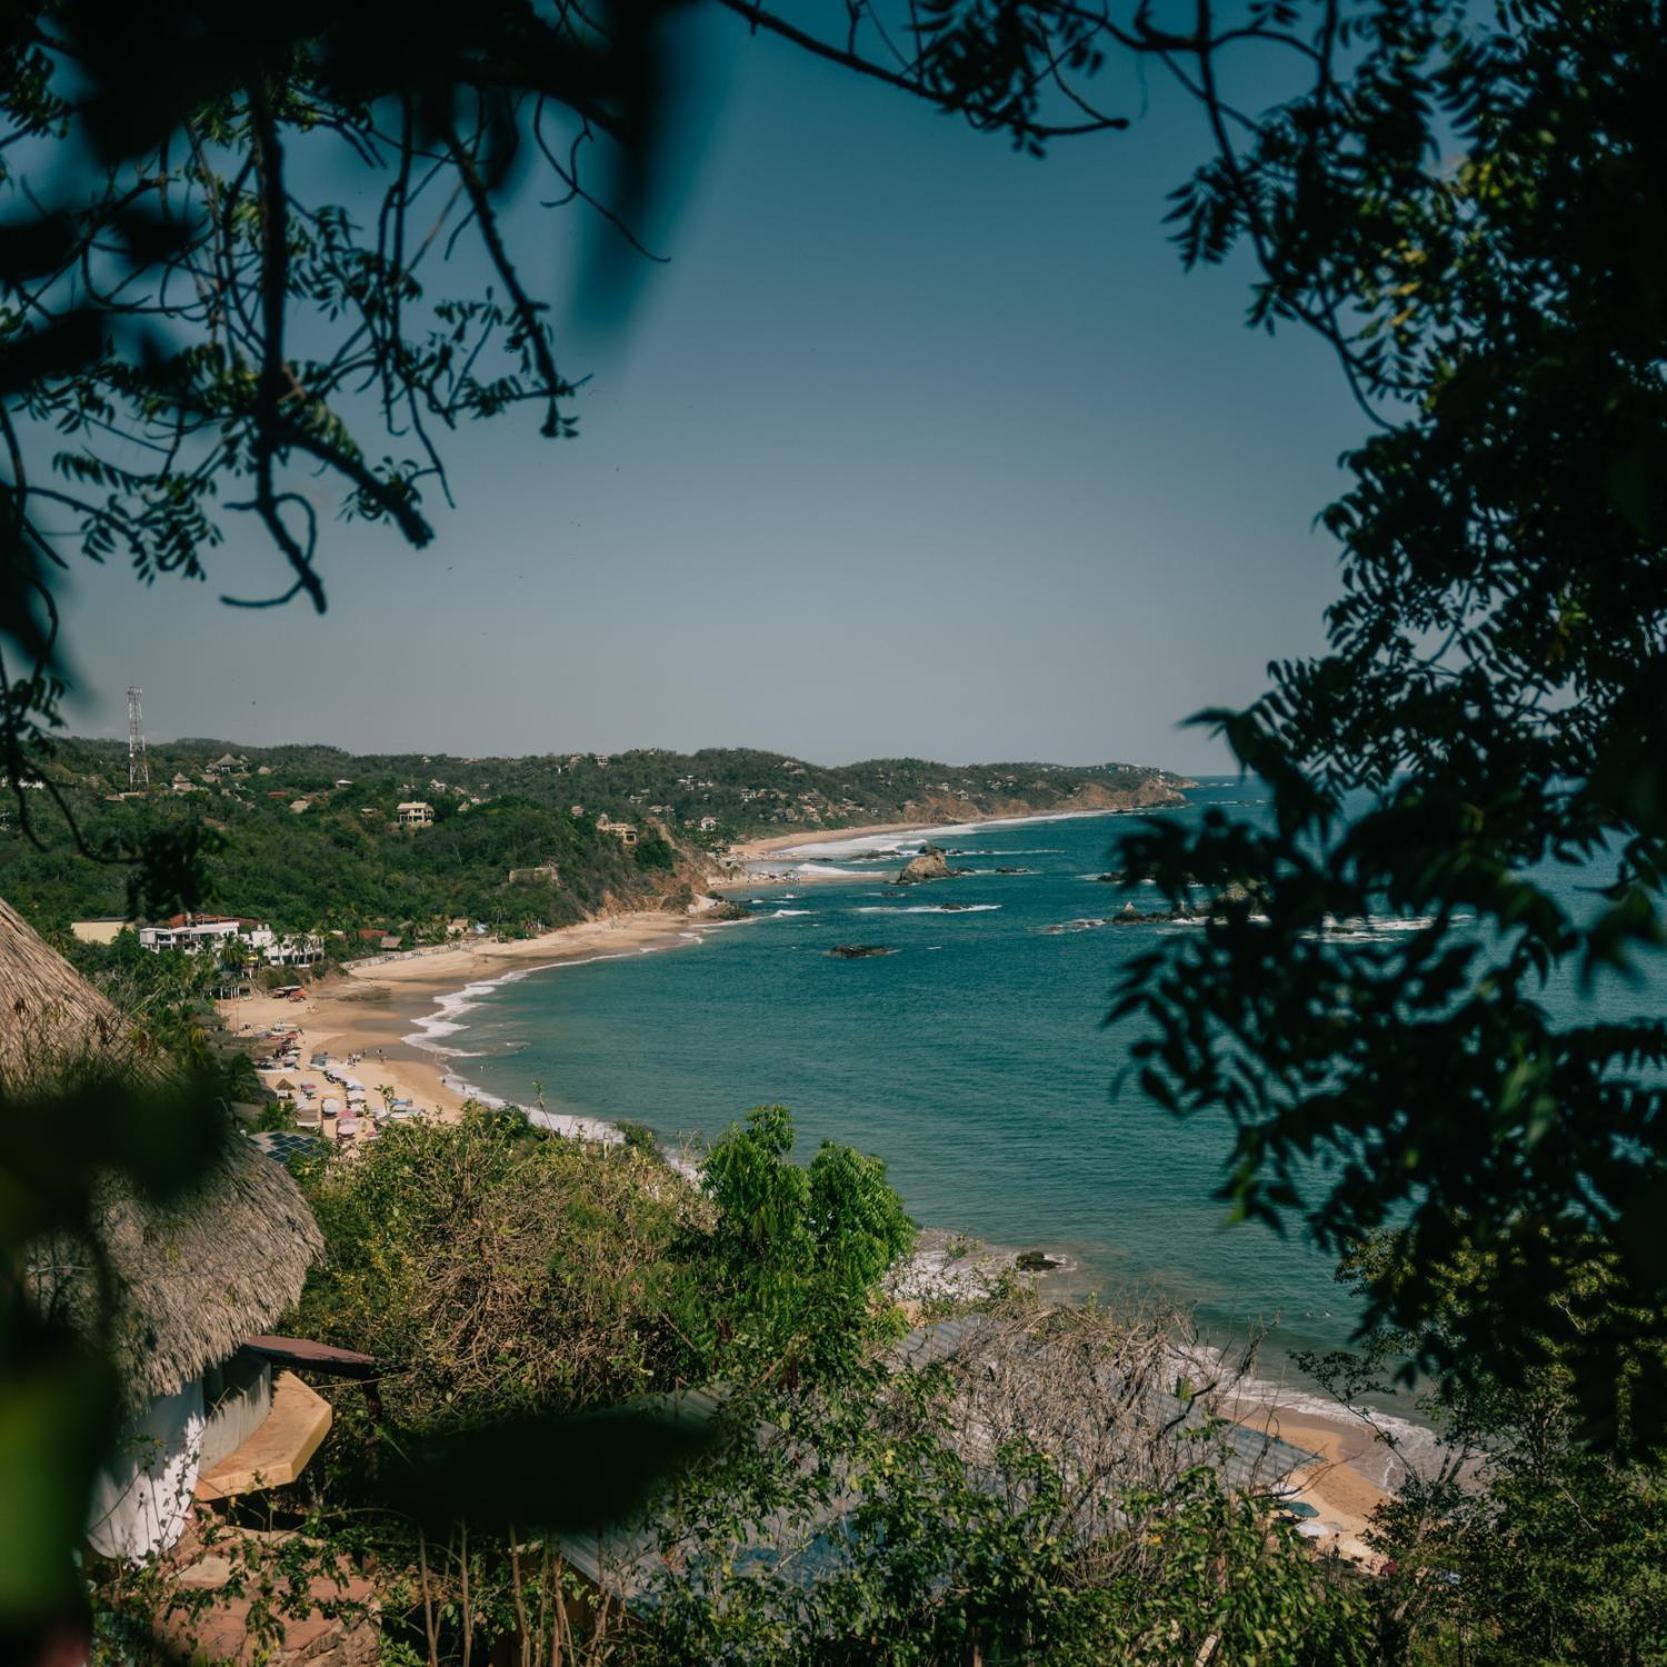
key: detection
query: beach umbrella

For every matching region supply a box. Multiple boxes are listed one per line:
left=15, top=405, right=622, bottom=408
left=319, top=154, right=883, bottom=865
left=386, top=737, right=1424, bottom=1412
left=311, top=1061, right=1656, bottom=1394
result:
left=321, top=1095, right=343, bottom=1115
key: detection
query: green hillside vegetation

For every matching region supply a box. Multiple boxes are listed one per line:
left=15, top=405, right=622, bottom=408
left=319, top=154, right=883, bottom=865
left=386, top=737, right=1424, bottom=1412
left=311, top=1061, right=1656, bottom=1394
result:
left=2, top=738, right=1178, bottom=942
left=109, top=1098, right=1663, bottom=1665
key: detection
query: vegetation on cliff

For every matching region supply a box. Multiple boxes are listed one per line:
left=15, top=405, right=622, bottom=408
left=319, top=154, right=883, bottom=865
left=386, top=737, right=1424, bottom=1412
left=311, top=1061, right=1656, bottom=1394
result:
left=1, top=738, right=1180, bottom=943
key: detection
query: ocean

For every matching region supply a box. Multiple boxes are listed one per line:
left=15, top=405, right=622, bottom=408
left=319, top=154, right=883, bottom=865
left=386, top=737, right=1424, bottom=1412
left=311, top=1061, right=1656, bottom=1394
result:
left=408, top=776, right=1659, bottom=1380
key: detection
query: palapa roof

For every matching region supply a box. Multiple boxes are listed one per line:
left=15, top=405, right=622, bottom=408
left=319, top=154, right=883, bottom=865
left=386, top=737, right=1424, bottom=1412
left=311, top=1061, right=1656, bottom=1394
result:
left=2, top=899, right=324, bottom=1403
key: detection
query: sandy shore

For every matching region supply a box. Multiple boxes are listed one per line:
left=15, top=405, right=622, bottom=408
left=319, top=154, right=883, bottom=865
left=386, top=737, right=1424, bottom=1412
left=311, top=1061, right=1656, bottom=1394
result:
left=1225, top=1394, right=1394, bottom=1565
left=217, top=909, right=711, bottom=1124
left=730, top=807, right=1132, bottom=862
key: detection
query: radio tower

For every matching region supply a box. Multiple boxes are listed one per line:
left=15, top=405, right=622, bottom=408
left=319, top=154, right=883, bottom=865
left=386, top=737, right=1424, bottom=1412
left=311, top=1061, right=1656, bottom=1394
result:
left=126, top=687, right=149, bottom=791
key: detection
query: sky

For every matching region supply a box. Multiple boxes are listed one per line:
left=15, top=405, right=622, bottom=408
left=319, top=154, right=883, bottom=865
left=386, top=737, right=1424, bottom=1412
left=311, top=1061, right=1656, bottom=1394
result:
left=58, top=16, right=1357, bottom=776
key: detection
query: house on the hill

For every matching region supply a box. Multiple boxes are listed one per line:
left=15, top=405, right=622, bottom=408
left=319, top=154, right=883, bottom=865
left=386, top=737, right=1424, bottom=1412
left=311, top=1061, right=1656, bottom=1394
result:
left=140, top=915, right=269, bottom=955
left=508, top=861, right=561, bottom=885
left=397, top=800, right=434, bottom=828
left=595, top=814, right=639, bottom=847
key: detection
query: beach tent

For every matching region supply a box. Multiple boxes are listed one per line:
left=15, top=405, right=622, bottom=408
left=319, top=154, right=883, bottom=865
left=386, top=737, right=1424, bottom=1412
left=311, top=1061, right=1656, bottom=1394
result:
left=274, top=1078, right=297, bottom=1094
left=2, top=898, right=323, bottom=1561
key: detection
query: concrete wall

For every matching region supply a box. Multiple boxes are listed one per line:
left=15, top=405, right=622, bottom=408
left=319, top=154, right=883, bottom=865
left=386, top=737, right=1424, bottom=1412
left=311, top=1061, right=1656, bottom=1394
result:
left=200, top=1347, right=274, bottom=1468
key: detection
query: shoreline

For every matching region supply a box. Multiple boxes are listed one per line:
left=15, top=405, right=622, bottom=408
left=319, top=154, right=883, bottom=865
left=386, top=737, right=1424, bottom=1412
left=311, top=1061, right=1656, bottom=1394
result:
left=217, top=907, right=718, bottom=1128
left=220, top=848, right=1415, bottom=1561
left=731, top=804, right=1151, bottom=862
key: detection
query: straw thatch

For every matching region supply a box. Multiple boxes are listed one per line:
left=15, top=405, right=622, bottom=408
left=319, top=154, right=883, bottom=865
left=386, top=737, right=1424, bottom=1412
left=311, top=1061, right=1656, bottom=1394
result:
left=3, top=899, right=323, bottom=1403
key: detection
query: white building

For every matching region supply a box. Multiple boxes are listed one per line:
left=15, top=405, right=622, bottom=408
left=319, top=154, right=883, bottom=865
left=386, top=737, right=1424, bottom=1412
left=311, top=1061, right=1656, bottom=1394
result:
left=140, top=917, right=263, bottom=954
left=266, top=933, right=325, bottom=968
left=137, top=916, right=322, bottom=966
left=397, top=801, right=434, bottom=828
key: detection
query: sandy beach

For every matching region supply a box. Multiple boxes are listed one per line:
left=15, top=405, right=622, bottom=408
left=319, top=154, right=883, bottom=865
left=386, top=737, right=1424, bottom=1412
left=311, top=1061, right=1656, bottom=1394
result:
left=217, top=908, right=711, bottom=1124
left=731, top=806, right=1132, bottom=862
left=1225, top=1393, right=1396, bottom=1565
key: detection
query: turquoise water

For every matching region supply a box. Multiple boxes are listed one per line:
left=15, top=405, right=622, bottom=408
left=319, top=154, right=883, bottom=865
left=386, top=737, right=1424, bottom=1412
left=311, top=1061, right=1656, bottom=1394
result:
left=417, top=779, right=1660, bottom=1370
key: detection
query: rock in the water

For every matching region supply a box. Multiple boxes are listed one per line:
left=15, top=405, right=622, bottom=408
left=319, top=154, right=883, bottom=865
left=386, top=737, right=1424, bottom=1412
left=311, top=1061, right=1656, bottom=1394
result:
left=1015, top=1249, right=1064, bottom=1272
left=894, top=844, right=953, bottom=885
left=829, top=944, right=895, bottom=959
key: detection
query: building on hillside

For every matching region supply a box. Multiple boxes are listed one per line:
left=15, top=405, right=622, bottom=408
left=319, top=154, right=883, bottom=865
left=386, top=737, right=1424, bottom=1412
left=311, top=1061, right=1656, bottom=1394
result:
left=209, top=753, right=245, bottom=776
left=396, top=800, right=434, bottom=828
left=136, top=915, right=316, bottom=966
left=266, top=934, right=324, bottom=968
left=3, top=898, right=329, bottom=1560
left=508, top=861, right=561, bottom=885
left=595, top=814, right=639, bottom=847
left=288, top=798, right=310, bottom=815
left=71, top=918, right=129, bottom=945
left=170, top=772, right=201, bottom=794
left=140, top=915, right=269, bottom=955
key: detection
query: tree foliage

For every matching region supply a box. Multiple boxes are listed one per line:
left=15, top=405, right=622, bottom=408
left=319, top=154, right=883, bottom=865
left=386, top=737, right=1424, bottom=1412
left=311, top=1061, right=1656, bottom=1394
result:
left=737, top=0, right=1667, bottom=1433
left=1304, top=1240, right=1667, bottom=1664
left=296, top=1102, right=913, bottom=1428
left=1100, top=0, right=1667, bottom=1441
left=0, top=0, right=688, bottom=828
left=642, top=1302, right=1372, bottom=1667
left=686, top=1104, right=916, bottom=1387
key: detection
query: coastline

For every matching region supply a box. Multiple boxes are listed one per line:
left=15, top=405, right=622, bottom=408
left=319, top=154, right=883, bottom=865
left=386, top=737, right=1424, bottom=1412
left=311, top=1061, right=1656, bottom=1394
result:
left=218, top=843, right=1414, bottom=1564
left=217, top=908, right=714, bottom=1128
left=731, top=804, right=1150, bottom=862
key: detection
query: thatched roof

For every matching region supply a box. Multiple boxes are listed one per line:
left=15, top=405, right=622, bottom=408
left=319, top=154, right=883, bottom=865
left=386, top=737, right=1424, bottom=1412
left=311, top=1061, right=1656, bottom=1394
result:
left=3, top=899, right=324, bottom=1403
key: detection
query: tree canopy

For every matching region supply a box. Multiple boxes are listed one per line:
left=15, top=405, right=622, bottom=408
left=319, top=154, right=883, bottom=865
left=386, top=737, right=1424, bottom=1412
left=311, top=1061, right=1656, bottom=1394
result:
left=734, top=0, right=1667, bottom=1435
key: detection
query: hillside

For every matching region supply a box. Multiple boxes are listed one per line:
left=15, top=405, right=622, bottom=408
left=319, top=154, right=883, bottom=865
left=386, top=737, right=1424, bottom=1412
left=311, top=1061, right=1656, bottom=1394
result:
left=0, top=740, right=1188, bottom=942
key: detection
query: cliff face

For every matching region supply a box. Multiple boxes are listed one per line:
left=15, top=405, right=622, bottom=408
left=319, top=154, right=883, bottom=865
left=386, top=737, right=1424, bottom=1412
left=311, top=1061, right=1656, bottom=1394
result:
left=1060, top=778, right=1187, bottom=812
left=892, top=776, right=1186, bottom=828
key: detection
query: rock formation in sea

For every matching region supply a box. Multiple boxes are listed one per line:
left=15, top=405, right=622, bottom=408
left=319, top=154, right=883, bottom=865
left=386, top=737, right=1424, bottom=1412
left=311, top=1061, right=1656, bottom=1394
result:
left=894, top=845, right=954, bottom=885
left=829, top=944, right=896, bottom=959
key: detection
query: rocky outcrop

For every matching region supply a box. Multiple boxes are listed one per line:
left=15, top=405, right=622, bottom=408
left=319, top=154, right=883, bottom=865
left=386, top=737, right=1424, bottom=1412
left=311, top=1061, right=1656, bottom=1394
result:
left=698, top=898, right=751, bottom=921
left=829, top=944, right=895, bottom=959
left=894, top=845, right=954, bottom=885
left=1059, top=776, right=1188, bottom=813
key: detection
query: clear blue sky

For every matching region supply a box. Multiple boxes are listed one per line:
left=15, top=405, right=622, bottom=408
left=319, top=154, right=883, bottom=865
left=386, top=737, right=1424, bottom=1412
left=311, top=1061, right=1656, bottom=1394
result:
left=60, top=16, right=1355, bottom=775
